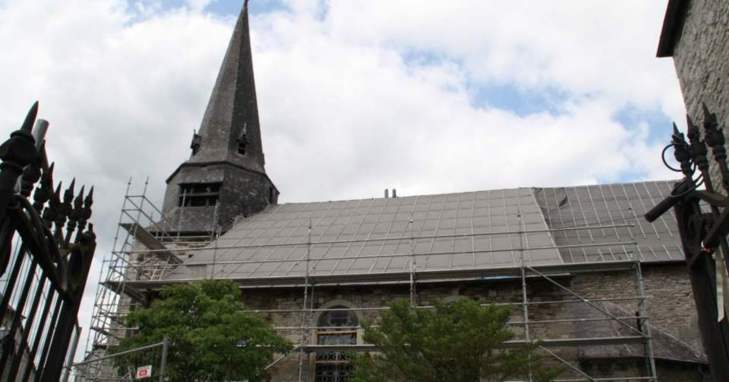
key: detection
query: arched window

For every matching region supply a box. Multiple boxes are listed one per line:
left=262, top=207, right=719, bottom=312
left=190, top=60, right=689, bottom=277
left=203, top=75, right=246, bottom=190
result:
left=318, top=308, right=358, bottom=328
left=315, top=306, right=358, bottom=382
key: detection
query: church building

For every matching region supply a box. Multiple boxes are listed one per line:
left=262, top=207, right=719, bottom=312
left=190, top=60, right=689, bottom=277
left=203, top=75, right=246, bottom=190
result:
left=86, top=2, right=717, bottom=381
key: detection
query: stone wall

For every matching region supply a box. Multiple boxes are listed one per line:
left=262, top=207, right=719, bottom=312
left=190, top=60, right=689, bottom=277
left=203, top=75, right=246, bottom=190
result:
left=662, top=3, right=729, bottom=379
left=572, top=264, right=702, bottom=354
left=162, top=162, right=277, bottom=234
left=669, top=0, right=729, bottom=189
left=238, top=263, right=704, bottom=381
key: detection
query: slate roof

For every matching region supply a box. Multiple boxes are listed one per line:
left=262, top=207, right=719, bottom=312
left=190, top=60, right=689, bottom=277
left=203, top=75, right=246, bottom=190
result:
left=165, top=180, right=682, bottom=282
left=535, top=181, right=682, bottom=263
left=185, top=1, right=266, bottom=173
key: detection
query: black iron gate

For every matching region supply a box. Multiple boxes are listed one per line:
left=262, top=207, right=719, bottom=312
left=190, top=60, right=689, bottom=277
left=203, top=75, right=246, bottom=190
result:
left=646, top=104, right=729, bottom=381
left=0, top=102, right=97, bottom=381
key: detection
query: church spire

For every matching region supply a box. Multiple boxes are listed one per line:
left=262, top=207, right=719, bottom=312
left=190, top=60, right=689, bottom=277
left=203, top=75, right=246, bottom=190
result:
left=189, top=0, right=265, bottom=172
left=162, top=0, right=278, bottom=235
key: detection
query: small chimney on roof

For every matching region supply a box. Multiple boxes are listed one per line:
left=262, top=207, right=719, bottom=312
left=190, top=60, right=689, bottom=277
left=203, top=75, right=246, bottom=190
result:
left=384, top=189, right=389, bottom=198
left=392, top=189, right=397, bottom=198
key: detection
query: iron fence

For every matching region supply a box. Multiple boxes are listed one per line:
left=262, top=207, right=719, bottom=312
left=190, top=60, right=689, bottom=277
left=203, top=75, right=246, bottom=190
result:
left=0, top=102, right=97, bottom=381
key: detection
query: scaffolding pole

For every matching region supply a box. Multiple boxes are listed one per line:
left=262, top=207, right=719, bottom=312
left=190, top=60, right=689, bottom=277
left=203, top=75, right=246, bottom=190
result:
left=297, top=218, right=312, bottom=382
left=82, top=178, right=135, bottom=379
left=517, top=208, right=533, bottom=382
left=634, top=256, right=658, bottom=380
left=409, top=215, right=416, bottom=306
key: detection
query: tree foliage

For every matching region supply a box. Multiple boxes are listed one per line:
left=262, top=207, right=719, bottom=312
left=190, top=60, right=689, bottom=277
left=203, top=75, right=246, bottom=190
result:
left=352, top=298, right=559, bottom=382
left=111, top=279, right=291, bottom=382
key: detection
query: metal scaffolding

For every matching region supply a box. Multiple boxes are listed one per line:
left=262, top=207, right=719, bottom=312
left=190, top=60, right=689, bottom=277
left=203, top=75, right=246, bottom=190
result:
left=241, top=215, right=658, bottom=382
left=79, top=179, right=213, bottom=380
left=78, top=184, right=662, bottom=382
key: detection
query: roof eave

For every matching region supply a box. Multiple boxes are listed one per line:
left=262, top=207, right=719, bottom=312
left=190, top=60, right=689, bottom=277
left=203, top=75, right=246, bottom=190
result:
left=118, top=259, right=649, bottom=291
left=657, top=0, right=690, bottom=58
left=165, top=161, right=279, bottom=193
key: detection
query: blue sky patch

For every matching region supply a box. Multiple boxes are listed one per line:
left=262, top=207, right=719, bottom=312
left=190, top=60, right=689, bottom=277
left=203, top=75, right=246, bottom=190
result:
left=471, top=84, right=570, bottom=117
left=131, top=0, right=286, bottom=17
left=208, top=0, right=289, bottom=16
left=402, top=49, right=450, bottom=68
left=614, top=104, right=674, bottom=145
left=399, top=48, right=569, bottom=117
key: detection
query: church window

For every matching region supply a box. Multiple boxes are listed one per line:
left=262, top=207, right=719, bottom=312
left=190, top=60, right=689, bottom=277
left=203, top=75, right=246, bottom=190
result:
left=178, top=182, right=221, bottom=207
left=315, top=307, right=358, bottom=382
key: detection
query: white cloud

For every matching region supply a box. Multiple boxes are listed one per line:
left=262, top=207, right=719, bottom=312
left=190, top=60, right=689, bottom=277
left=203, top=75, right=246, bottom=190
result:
left=186, top=0, right=215, bottom=12
left=0, top=0, right=684, bottom=363
left=253, top=0, right=683, bottom=200
left=0, top=0, right=231, bottom=362
left=321, top=1, right=683, bottom=114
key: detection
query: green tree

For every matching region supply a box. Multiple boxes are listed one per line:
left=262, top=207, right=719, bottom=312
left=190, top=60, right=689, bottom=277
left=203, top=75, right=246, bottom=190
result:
left=352, top=298, right=559, bottom=382
left=111, top=279, right=291, bottom=382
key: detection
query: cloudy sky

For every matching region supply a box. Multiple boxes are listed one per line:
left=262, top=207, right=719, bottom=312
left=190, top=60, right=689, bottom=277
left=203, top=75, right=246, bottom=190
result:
left=0, top=0, right=683, bottom=361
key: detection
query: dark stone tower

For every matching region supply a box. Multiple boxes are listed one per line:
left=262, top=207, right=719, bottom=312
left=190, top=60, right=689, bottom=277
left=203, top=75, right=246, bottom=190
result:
left=162, top=1, right=278, bottom=235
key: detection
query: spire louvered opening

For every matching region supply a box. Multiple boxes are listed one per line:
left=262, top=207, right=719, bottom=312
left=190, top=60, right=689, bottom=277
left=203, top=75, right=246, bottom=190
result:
left=178, top=182, right=221, bottom=207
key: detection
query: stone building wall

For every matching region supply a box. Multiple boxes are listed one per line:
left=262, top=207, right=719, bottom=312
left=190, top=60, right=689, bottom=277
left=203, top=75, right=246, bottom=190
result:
left=658, top=3, right=729, bottom=379
left=572, top=264, right=701, bottom=353
left=665, top=0, right=729, bottom=189
left=238, top=262, right=704, bottom=381
left=162, top=163, right=277, bottom=234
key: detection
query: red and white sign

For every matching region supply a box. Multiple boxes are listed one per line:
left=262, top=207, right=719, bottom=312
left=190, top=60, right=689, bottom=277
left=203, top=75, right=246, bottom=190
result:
left=136, top=365, right=153, bottom=379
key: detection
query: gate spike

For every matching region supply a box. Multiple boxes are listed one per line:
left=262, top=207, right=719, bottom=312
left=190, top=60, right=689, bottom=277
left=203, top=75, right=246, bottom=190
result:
left=54, top=182, right=62, bottom=200
left=75, top=186, right=85, bottom=208
left=702, top=103, right=729, bottom=194
left=687, top=114, right=713, bottom=189
left=80, top=186, right=94, bottom=226
left=687, top=115, right=697, bottom=135
left=64, top=178, right=76, bottom=204
left=702, top=102, right=717, bottom=125
left=20, top=101, right=39, bottom=133
left=43, top=181, right=62, bottom=227
left=85, top=186, right=94, bottom=206
left=671, top=120, right=692, bottom=178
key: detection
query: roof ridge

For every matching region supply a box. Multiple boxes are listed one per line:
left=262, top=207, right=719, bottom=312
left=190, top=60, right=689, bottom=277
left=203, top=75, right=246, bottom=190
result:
left=274, top=179, right=681, bottom=207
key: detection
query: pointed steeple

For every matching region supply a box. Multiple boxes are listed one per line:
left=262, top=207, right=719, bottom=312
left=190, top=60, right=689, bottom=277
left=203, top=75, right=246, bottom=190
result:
left=189, top=0, right=265, bottom=173
left=162, top=0, right=278, bottom=235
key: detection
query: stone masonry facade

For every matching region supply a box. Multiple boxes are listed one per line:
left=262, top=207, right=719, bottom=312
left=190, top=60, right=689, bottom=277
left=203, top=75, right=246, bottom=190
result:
left=236, top=263, right=705, bottom=381
left=666, top=0, right=729, bottom=190
left=162, top=163, right=277, bottom=233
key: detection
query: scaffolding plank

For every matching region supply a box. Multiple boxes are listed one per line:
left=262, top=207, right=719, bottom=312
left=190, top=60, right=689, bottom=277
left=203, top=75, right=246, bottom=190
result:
left=120, top=223, right=182, bottom=264
left=300, top=336, right=645, bottom=353
left=100, top=281, right=147, bottom=302
left=117, top=259, right=637, bottom=290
